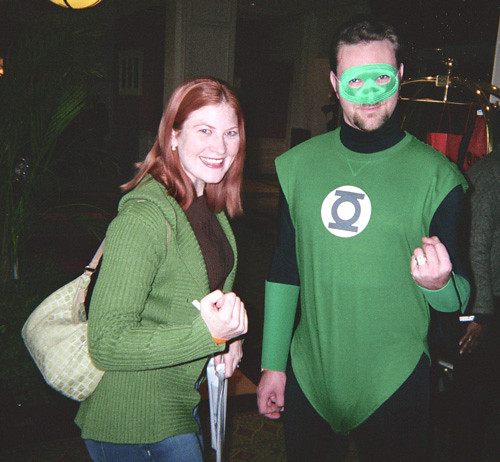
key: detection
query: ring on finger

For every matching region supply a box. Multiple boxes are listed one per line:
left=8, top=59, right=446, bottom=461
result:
left=415, top=254, right=427, bottom=266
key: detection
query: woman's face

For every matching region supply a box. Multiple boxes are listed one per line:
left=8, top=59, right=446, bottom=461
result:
left=172, top=103, right=240, bottom=196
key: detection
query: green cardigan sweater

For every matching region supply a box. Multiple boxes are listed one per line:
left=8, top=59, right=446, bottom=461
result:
left=75, top=177, right=237, bottom=444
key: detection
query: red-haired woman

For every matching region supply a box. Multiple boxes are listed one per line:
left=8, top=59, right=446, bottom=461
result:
left=75, top=77, right=248, bottom=461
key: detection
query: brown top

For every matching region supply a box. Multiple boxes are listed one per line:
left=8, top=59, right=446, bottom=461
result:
left=185, top=195, right=234, bottom=291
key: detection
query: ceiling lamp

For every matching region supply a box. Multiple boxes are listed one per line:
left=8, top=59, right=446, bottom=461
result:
left=50, top=0, right=102, bottom=9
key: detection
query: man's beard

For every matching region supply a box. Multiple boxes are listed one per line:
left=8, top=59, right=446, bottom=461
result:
left=353, top=108, right=391, bottom=132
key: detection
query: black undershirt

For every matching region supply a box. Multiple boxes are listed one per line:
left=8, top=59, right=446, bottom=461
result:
left=339, top=109, right=405, bottom=152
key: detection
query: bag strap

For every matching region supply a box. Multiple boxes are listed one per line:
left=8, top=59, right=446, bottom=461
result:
left=80, top=217, right=168, bottom=278
left=84, top=240, right=105, bottom=276
left=80, top=200, right=170, bottom=278
left=74, top=240, right=105, bottom=319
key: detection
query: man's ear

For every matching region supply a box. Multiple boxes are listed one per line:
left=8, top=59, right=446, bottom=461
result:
left=399, top=63, right=404, bottom=81
left=330, top=71, right=340, bottom=98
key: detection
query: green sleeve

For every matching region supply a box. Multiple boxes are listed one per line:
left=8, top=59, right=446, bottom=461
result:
left=261, top=280, right=300, bottom=371
left=420, top=272, right=470, bottom=313
left=88, top=203, right=224, bottom=371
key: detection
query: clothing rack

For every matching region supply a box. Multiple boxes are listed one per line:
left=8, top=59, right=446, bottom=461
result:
left=399, top=67, right=500, bottom=153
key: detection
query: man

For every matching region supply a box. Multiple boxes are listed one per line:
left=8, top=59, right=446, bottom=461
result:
left=461, top=146, right=500, bottom=355
left=450, top=146, right=500, bottom=461
left=257, top=15, right=470, bottom=461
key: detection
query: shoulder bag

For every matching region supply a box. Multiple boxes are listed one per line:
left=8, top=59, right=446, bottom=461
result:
left=21, top=241, right=105, bottom=401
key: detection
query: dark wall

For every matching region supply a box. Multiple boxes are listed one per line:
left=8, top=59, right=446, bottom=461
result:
left=235, top=17, right=293, bottom=139
left=370, top=0, right=499, bottom=81
left=114, top=6, right=165, bottom=133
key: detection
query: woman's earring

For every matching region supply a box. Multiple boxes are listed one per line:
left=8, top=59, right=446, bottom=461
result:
left=171, top=145, right=177, bottom=151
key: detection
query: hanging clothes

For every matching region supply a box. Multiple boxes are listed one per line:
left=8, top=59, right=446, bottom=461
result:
left=426, top=103, right=487, bottom=172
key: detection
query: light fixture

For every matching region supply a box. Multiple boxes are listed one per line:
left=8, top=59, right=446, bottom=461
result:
left=50, top=0, right=102, bottom=9
left=0, top=58, right=4, bottom=77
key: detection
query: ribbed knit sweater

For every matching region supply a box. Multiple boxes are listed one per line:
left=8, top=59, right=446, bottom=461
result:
left=75, top=177, right=237, bottom=444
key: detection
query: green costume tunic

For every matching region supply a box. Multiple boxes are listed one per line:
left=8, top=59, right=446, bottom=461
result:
left=262, top=129, right=469, bottom=433
left=75, top=177, right=236, bottom=443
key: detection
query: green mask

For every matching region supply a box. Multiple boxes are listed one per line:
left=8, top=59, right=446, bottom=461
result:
left=338, top=63, right=399, bottom=105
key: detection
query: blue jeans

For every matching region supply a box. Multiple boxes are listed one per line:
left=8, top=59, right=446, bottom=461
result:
left=84, top=409, right=204, bottom=462
left=84, top=432, right=203, bottom=462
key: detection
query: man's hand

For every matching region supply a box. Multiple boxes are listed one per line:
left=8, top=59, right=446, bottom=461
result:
left=199, top=291, right=248, bottom=341
left=257, top=370, right=286, bottom=419
left=459, top=321, right=486, bottom=354
left=411, top=236, right=452, bottom=290
left=213, top=339, right=243, bottom=378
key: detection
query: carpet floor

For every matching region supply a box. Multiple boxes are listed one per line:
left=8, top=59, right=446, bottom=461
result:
left=0, top=401, right=363, bottom=462
left=0, top=395, right=288, bottom=462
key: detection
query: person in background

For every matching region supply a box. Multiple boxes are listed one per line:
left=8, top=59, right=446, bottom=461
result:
left=257, top=15, right=470, bottom=462
left=451, top=145, right=500, bottom=461
left=461, top=145, right=499, bottom=354
left=75, top=76, right=248, bottom=462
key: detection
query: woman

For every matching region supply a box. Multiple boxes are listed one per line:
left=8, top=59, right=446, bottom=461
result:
left=75, top=76, right=248, bottom=461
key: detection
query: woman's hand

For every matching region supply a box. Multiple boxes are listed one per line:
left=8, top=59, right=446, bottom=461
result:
left=213, top=340, right=243, bottom=378
left=199, top=290, right=248, bottom=341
